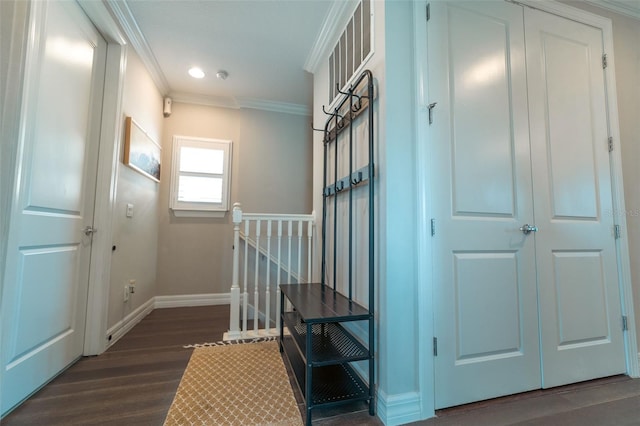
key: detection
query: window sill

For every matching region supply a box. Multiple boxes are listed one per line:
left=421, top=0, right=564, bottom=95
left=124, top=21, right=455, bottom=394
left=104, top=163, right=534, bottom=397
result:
left=171, top=209, right=227, bottom=218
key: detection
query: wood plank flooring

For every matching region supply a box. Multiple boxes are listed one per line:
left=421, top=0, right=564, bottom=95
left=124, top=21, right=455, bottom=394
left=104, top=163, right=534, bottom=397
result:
left=3, top=305, right=640, bottom=425
left=2, top=306, right=228, bottom=425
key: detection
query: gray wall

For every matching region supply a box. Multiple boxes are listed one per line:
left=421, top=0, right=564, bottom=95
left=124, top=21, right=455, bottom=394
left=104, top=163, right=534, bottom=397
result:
left=156, top=102, right=312, bottom=297
left=107, top=49, right=164, bottom=330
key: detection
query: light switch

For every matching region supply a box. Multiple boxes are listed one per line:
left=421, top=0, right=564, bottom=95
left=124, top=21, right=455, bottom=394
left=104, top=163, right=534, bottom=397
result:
left=126, top=203, right=134, bottom=218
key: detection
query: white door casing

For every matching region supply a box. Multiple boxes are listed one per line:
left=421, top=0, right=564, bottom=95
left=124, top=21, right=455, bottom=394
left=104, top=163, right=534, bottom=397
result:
left=430, top=0, right=628, bottom=409
left=0, top=0, right=106, bottom=414
left=429, top=1, right=542, bottom=409
left=524, top=6, right=626, bottom=388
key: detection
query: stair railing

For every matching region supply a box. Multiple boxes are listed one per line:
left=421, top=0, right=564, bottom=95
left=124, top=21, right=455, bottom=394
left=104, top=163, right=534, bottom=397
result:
left=226, top=202, right=314, bottom=340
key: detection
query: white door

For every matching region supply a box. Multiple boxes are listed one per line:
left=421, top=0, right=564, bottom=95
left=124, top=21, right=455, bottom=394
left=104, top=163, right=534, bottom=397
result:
left=430, top=1, right=542, bottom=409
left=431, top=1, right=626, bottom=409
left=1, top=0, right=106, bottom=414
left=524, top=7, right=626, bottom=388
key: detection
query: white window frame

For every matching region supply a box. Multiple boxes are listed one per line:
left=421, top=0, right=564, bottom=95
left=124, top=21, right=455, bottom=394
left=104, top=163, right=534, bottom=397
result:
left=170, top=135, right=232, bottom=218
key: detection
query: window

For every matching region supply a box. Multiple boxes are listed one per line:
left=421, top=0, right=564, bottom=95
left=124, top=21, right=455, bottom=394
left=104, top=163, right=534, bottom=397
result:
left=170, top=136, right=232, bottom=217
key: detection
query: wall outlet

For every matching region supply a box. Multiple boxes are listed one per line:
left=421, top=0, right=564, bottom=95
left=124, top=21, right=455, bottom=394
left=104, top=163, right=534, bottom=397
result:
left=123, top=285, right=130, bottom=302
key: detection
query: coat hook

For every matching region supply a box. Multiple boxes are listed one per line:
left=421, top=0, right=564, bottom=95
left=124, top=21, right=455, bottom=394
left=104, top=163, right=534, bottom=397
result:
left=322, top=105, right=342, bottom=118
left=351, top=171, right=363, bottom=185
left=338, top=84, right=364, bottom=112
left=352, top=95, right=363, bottom=112
left=336, top=84, right=352, bottom=96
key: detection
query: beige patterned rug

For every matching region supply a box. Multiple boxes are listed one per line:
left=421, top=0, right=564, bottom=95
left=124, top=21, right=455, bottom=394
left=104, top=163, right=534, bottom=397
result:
left=164, top=341, right=302, bottom=426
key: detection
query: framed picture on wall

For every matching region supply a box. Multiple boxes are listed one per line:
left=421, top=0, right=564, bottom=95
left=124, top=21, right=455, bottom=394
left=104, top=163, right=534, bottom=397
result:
left=124, top=116, right=161, bottom=182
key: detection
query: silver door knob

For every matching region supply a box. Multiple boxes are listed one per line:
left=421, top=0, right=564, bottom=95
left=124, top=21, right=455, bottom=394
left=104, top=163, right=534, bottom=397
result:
left=83, top=226, right=97, bottom=236
left=519, top=224, right=538, bottom=235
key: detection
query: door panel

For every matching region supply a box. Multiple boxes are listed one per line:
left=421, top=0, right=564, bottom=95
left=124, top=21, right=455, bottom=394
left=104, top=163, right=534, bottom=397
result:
left=430, top=1, right=541, bottom=409
left=1, top=0, right=106, bottom=414
left=13, top=247, right=79, bottom=359
left=449, top=6, right=518, bottom=216
left=454, top=252, right=522, bottom=361
left=524, top=7, right=626, bottom=388
left=544, top=34, right=599, bottom=219
left=552, top=251, right=609, bottom=346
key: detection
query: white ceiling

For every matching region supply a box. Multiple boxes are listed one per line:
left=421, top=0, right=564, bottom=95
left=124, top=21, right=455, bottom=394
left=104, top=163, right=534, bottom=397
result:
left=110, top=0, right=640, bottom=115
left=114, top=0, right=336, bottom=113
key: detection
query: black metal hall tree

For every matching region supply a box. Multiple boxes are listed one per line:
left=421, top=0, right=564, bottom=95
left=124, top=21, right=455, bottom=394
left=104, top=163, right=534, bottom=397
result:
left=279, top=69, right=375, bottom=426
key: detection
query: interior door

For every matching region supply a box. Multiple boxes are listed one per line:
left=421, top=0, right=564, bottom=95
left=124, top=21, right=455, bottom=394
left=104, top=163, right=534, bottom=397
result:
left=1, top=0, right=106, bottom=414
left=429, top=1, right=542, bottom=409
left=524, top=7, right=626, bottom=388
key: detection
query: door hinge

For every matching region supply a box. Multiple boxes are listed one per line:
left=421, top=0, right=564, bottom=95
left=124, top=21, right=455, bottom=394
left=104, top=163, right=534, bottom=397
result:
left=426, top=3, right=431, bottom=21
left=614, top=224, right=621, bottom=239
left=431, top=218, right=436, bottom=236
left=602, top=53, right=608, bottom=69
left=608, top=136, right=614, bottom=152
left=622, top=315, right=628, bottom=331
left=428, top=102, right=437, bottom=125
left=433, top=337, right=438, bottom=356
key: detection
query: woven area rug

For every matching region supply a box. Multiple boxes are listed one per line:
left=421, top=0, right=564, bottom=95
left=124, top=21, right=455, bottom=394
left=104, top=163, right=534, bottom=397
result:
left=164, top=340, right=302, bottom=426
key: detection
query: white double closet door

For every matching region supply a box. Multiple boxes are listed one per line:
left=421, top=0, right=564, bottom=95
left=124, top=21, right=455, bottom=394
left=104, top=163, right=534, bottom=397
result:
left=429, top=1, right=626, bottom=409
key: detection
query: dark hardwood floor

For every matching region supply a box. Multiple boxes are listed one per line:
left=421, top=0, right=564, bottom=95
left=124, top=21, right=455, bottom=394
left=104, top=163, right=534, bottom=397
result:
left=3, top=305, right=640, bottom=425
left=2, top=306, right=228, bottom=425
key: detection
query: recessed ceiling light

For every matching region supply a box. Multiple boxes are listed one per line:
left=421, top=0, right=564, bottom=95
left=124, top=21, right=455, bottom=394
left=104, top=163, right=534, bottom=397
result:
left=216, top=70, right=229, bottom=80
left=188, top=67, right=205, bottom=79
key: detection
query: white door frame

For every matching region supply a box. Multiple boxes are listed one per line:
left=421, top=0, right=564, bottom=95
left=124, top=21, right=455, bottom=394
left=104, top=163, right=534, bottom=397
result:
left=414, top=0, right=639, bottom=419
left=77, top=0, right=128, bottom=356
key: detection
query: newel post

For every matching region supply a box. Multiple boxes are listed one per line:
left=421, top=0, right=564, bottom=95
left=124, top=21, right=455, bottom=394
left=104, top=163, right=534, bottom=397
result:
left=228, top=202, right=243, bottom=339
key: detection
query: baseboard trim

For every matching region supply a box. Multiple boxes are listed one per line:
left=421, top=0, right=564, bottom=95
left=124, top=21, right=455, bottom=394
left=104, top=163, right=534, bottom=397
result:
left=376, top=390, right=423, bottom=426
left=154, top=293, right=231, bottom=309
left=105, top=297, right=155, bottom=348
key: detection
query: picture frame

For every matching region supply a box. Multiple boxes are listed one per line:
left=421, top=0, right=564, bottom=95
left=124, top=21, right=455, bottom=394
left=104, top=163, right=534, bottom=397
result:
left=123, top=116, right=161, bottom=182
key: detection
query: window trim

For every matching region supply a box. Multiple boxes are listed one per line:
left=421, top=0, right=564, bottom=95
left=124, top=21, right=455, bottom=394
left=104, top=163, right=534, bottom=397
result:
left=170, top=135, right=232, bottom=218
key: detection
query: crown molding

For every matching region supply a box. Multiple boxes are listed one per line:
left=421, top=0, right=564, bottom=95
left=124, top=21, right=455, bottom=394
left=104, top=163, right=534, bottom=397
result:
left=169, top=93, right=311, bottom=116
left=169, top=92, right=240, bottom=110
left=580, top=0, right=640, bottom=19
left=104, top=0, right=170, bottom=94
left=237, top=98, right=311, bottom=116
left=303, top=0, right=360, bottom=74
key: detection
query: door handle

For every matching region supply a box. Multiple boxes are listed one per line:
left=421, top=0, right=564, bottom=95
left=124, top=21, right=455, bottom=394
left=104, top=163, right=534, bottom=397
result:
left=519, top=224, right=538, bottom=235
left=83, top=226, right=97, bottom=236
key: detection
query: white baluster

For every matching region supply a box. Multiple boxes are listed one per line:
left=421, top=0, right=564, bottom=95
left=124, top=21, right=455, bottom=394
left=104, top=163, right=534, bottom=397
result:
left=307, top=216, right=313, bottom=283
left=297, top=220, right=303, bottom=284
left=276, top=220, right=283, bottom=333
left=254, top=220, right=261, bottom=334
left=287, top=221, right=293, bottom=284
left=243, top=219, right=249, bottom=336
left=228, top=203, right=242, bottom=339
left=265, top=219, right=272, bottom=334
